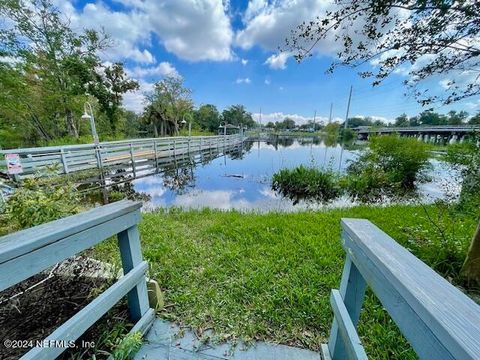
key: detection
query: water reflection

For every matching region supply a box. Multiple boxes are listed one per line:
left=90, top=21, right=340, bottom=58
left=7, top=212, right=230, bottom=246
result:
left=132, top=138, right=457, bottom=212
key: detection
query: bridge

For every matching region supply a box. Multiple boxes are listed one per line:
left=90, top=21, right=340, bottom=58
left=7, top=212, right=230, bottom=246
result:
left=353, top=125, right=480, bottom=143
left=0, top=134, right=245, bottom=182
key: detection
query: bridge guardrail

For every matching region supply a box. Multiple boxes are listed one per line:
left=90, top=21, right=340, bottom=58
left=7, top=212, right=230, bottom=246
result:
left=323, top=218, right=480, bottom=359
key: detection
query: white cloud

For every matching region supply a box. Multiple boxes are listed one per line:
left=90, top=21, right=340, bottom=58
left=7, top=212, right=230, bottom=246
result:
left=465, top=100, right=480, bottom=110
left=60, top=0, right=234, bottom=63
left=439, top=79, right=453, bottom=89
left=131, top=0, right=234, bottom=61
left=236, top=0, right=335, bottom=54
left=352, top=114, right=394, bottom=124
left=236, top=77, right=251, bottom=84
left=70, top=2, right=155, bottom=64
left=264, top=52, right=289, bottom=70
left=241, top=58, right=248, bottom=65
left=129, top=62, right=180, bottom=78
left=264, top=79, right=271, bottom=85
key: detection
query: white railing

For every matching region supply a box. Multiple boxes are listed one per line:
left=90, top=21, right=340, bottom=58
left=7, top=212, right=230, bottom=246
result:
left=0, top=134, right=244, bottom=178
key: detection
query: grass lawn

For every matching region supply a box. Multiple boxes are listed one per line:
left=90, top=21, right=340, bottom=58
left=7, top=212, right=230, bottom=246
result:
left=95, top=204, right=477, bottom=359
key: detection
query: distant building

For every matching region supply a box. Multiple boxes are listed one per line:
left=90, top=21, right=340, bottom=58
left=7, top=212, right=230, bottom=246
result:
left=218, top=124, right=241, bottom=135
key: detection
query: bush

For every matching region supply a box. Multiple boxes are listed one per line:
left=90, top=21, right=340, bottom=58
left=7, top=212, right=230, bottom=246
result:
left=445, top=136, right=480, bottom=212
left=272, top=165, right=342, bottom=204
left=345, top=135, right=431, bottom=201
left=5, top=172, right=80, bottom=229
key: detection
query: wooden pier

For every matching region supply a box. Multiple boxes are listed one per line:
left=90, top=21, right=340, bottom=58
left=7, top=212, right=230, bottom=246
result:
left=0, top=134, right=245, bottom=179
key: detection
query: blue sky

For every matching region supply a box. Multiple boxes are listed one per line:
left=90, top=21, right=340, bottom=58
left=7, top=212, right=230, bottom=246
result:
left=61, top=0, right=480, bottom=124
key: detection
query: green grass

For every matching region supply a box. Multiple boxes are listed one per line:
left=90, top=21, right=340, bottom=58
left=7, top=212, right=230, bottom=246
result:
left=94, top=204, right=477, bottom=358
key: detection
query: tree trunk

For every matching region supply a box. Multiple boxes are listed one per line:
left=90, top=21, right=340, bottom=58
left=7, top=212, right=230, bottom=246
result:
left=153, top=123, right=159, bottom=138
left=65, top=108, right=79, bottom=138
left=461, top=221, right=480, bottom=285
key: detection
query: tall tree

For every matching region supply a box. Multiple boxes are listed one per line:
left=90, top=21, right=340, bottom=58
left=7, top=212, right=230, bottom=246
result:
left=86, top=63, right=139, bottom=133
left=285, top=1, right=480, bottom=106
left=143, top=76, right=193, bottom=137
left=0, top=0, right=109, bottom=138
left=469, top=113, right=480, bottom=125
left=0, top=0, right=138, bottom=143
left=447, top=110, right=468, bottom=125
left=221, top=105, right=256, bottom=128
left=394, top=113, right=410, bottom=127
left=194, top=104, right=220, bottom=132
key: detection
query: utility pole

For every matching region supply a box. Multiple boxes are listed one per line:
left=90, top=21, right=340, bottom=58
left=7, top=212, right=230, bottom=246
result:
left=323, top=103, right=333, bottom=166
left=258, top=108, right=262, bottom=140
left=338, top=86, right=353, bottom=172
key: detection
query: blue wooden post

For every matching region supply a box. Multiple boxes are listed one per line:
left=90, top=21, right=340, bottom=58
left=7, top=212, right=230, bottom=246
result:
left=328, top=254, right=367, bottom=359
left=117, top=224, right=150, bottom=321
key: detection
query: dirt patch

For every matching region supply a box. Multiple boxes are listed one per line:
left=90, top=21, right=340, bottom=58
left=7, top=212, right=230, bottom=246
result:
left=0, top=257, right=130, bottom=359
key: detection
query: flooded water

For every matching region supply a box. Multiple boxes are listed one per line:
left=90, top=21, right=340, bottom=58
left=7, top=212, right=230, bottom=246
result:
left=132, top=137, right=458, bottom=212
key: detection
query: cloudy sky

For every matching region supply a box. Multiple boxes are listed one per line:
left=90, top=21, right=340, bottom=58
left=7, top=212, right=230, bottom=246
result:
left=57, top=0, right=479, bottom=124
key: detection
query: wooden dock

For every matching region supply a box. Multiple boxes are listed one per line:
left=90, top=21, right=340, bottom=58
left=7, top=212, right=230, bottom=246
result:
left=0, top=134, right=245, bottom=179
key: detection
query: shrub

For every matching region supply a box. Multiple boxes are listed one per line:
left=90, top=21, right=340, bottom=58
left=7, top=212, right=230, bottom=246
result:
left=5, top=172, right=80, bottom=229
left=445, top=136, right=480, bottom=212
left=345, top=135, right=431, bottom=200
left=272, top=165, right=342, bottom=204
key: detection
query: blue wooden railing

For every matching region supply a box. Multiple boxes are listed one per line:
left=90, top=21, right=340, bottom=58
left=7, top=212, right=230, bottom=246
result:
left=0, top=200, right=154, bottom=359
left=323, top=219, right=480, bottom=360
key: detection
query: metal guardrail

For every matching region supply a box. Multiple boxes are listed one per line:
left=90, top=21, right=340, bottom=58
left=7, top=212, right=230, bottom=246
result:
left=0, top=200, right=154, bottom=359
left=323, top=219, right=480, bottom=359
left=0, top=134, right=244, bottom=178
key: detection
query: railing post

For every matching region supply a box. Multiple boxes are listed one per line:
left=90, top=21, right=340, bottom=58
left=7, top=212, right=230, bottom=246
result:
left=60, top=148, right=69, bottom=174
left=117, top=225, right=150, bottom=321
left=129, top=143, right=136, bottom=178
left=328, top=254, right=367, bottom=359
left=153, top=141, right=158, bottom=171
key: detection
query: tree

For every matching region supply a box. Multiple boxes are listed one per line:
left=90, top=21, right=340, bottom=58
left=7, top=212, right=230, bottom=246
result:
left=143, top=76, right=193, bottom=137
left=0, top=0, right=138, bottom=143
left=221, top=105, right=255, bottom=129
left=447, top=110, right=468, bottom=125
left=469, top=113, right=480, bottom=125
left=286, top=1, right=480, bottom=106
left=394, top=113, right=409, bottom=127
left=0, top=0, right=111, bottom=138
left=86, top=63, right=139, bottom=134
left=194, top=104, right=220, bottom=132
left=265, top=121, right=275, bottom=129
left=418, top=111, right=447, bottom=126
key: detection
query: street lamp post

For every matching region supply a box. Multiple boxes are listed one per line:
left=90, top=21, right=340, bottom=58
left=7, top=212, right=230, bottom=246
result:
left=181, top=116, right=191, bottom=137
left=81, top=102, right=99, bottom=145
left=219, top=122, right=227, bottom=136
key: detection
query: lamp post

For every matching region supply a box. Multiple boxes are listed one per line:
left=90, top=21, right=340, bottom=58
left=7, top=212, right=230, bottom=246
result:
left=219, top=122, right=227, bottom=136
left=81, top=102, right=99, bottom=145
left=181, top=116, right=192, bottom=137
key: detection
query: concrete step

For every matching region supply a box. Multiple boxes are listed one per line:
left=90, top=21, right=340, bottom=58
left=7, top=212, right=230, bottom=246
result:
left=134, top=319, right=321, bottom=360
